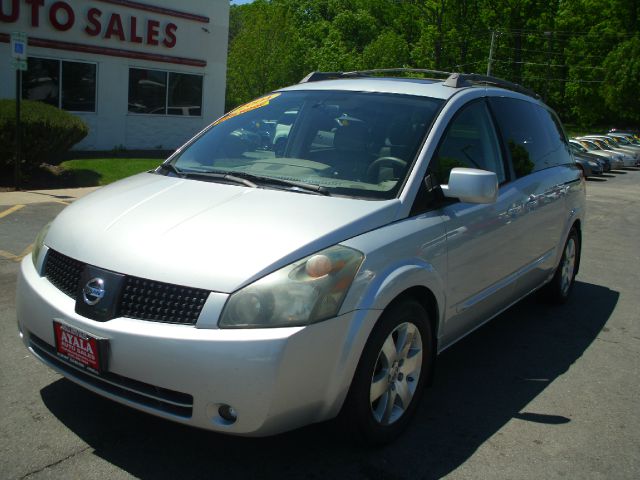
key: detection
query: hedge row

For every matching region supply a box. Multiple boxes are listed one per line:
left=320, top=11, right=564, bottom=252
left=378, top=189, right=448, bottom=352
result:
left=0, top=99, right=88, bottom=172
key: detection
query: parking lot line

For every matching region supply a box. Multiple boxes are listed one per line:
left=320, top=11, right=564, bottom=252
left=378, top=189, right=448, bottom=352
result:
left=15, top=243, right=34, bottom=261
left=0, top=250, right=17, bottom=261
left=0, top=204, right=25, bottom=219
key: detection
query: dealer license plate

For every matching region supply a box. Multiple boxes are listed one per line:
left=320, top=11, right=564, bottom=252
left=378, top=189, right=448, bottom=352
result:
left=53, top=321, right=106, bottom=374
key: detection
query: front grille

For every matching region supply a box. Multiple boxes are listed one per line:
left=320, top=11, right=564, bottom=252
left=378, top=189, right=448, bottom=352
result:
left=43, top=250, right=209, bottom=325
left=29, top=333, right=193, bottom=418
left=120, top=277, right=209, bottom=324
left=44, top=249, right=83, bottom=298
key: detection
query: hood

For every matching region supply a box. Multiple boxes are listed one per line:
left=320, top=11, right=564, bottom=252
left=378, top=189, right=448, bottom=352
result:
left=46, top=173, right=399, bottom=292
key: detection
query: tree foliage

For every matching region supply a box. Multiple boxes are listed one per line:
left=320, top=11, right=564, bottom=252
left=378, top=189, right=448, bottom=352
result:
left=226, top=0, right=639, bottom=128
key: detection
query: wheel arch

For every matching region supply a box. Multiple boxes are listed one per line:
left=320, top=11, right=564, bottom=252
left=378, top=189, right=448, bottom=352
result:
left=383, top=286, right=440, bottom=354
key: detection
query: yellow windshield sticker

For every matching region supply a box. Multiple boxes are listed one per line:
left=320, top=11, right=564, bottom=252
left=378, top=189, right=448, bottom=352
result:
left=212, top=93, right=281, bottom=126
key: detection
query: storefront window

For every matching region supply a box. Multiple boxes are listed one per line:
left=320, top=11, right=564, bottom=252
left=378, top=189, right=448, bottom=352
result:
left=22, top=58, right=60, bottom=108
left=62, top=62, right=97, bottom=112
left=128, top=68, right=167, bottom=114
left=168, top=73, right=202, bottom=116
left=22, top=58, right=96, bottom=112
left=129, top=68, right=202, bottom=116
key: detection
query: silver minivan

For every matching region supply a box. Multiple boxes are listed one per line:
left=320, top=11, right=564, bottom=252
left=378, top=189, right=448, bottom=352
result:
left=17, top=71, right=586, bottom=444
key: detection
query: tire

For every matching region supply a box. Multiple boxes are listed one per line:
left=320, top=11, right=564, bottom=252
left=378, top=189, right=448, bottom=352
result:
left=342, top=299, right=434, bottom=444
left=540, top=228, right=580, bottom=304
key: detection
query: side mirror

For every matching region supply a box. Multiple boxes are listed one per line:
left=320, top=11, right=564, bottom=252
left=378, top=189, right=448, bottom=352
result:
left=440, top=168, right=498, bottom=204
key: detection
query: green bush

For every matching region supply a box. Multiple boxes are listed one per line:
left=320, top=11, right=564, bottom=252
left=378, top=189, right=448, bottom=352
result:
left=0, top=99, right=89, bottom=172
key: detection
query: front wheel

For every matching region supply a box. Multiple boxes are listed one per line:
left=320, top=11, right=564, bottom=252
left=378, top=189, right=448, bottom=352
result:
left=540, top=228, right=580, bottom=304
left=342, top=299, right=433, bottom=444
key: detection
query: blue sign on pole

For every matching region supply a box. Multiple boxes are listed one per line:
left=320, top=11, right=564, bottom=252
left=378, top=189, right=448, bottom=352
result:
left=10, top=32, right=28, bottom=70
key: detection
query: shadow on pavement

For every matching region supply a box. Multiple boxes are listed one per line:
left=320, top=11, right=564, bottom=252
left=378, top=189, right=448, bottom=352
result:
left=1, top=166, right=102, bottom=190
left=40, top=281, right=617, bottom=480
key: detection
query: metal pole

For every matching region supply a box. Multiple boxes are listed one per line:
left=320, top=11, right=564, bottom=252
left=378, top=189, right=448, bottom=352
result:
left=544, top=31, right=553, bottom=101
left=487, top=31, right=496, bottom=76
left=15, top=68, right=21, bottom=189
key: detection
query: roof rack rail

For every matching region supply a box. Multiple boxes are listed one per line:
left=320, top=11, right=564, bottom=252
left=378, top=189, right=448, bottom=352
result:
left=447, top=73, right=541, bottom=99
left=299, top=69, right=541, bottom=100
left=343, top=68, right=453, bottom=78
left=299, top=71, right=346, bottom=83
left=299, top=68, right=452, bottom=84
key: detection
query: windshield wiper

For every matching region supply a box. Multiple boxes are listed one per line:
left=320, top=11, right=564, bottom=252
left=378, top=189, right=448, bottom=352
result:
left=157, top=164, right=258, bottom=188
left=222, top=171, right=331, bottom=196
left=159, top=165, right=329, bottom=195
left=181, top=171, right=258, bottom=188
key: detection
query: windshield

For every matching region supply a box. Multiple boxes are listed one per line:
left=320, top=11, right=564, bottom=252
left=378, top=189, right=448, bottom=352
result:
left=168, top=90, right=443, bottom=199
left=590, top=139, right=611, bottom=150
left=613, top=136, right=630, bottom=145
left=580, top=140, right=599, bottom=151
left=570, top=142, right=587, bottom=153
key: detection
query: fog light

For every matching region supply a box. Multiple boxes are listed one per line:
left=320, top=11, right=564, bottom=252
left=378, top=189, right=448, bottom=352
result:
left=218, top=404, right=238, bottom=423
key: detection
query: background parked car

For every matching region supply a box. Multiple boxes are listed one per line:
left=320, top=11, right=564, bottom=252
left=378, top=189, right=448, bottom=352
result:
left=571, top=139, right=624, bottom=169
left=573, top=152, right=603, bottom=177
left=581, top=135, right=639, bottom=166
left=569, top=142, right=610, bottom=172
left=576, top=137, right=636, bottom=167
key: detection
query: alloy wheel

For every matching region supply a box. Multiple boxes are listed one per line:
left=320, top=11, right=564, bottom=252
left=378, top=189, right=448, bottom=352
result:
left=369, top=322, right=423, bottom=425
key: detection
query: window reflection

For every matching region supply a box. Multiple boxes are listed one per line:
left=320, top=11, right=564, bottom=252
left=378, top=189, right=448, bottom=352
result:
left=489, top=97, right=571, bottom=177
left=22, top=58, right=60, bottom=108
left=168, top=73, right=202, bottom=116
left=22, top=57, right=96, bottom=112
left=129, top=68, right=203, bottom=116
left=128, top=68, right=167, bottom=114
left=62, top=61, right=96, bottom=111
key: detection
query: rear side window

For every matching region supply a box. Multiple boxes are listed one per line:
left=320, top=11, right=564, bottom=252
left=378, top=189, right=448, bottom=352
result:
left=489, top=97, right=572, bottom=178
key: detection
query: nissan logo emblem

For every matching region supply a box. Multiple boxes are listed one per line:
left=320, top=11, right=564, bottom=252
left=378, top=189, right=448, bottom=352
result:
left=83, top=278, right=105, bottom=306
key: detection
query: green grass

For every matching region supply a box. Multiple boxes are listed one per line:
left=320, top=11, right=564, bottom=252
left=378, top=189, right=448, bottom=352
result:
left=60, top=158, right=164, bottom=186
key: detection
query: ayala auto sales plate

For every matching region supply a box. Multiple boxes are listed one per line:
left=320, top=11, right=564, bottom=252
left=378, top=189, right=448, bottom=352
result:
left=53, top=321, right=107, bottom=374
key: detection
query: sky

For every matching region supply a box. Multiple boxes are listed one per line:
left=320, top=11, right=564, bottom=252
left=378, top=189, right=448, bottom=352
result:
left=230, top=0, right=254, bottom=4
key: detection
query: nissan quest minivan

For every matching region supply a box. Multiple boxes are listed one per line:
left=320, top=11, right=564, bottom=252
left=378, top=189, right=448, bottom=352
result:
left=17, top=70, right=586, bottom=444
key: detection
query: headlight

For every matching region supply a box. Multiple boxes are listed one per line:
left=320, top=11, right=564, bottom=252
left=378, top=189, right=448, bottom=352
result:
left=219, top=245, right=364, bottom=328
left=32, top=222, right=51, bottom=271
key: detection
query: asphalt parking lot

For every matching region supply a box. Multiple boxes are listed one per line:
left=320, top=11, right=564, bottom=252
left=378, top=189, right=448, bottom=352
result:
left=1, top=171, right=639, bottom=480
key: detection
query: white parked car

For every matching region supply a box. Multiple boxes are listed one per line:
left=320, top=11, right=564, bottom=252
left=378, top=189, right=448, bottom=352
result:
left=17, top=70, right=586, bottom=444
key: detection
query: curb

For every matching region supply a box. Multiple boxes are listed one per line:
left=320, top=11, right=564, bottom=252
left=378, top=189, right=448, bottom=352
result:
left=0, top=187, right=100, bottom=206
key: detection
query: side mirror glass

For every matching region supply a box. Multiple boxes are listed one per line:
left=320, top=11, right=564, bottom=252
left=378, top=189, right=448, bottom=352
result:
left=440, top=167, right=498, bottom=204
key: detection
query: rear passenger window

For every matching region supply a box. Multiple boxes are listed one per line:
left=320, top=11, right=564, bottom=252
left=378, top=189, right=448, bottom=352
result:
left=431, top=100, right=506, bottom=184
left=489, top=97, right=572, bottom=178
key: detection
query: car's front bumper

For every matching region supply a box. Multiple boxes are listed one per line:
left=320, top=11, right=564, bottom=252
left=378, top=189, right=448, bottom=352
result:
left=17, top=256, right=378, bottom=436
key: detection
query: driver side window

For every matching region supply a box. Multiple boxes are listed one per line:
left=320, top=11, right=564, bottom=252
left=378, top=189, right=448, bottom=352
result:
left=431, top=100, right=506, bottom=185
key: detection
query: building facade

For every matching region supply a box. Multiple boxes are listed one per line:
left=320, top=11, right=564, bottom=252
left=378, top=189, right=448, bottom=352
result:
left=1, top=0, right=229, bottom=150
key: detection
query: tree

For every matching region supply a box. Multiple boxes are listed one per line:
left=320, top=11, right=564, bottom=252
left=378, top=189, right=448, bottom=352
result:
left=224, top=0, right=640, bottom=127
left=602, top=36, right=640, bottom=124
left=226, top=1, right=305, bottom=109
